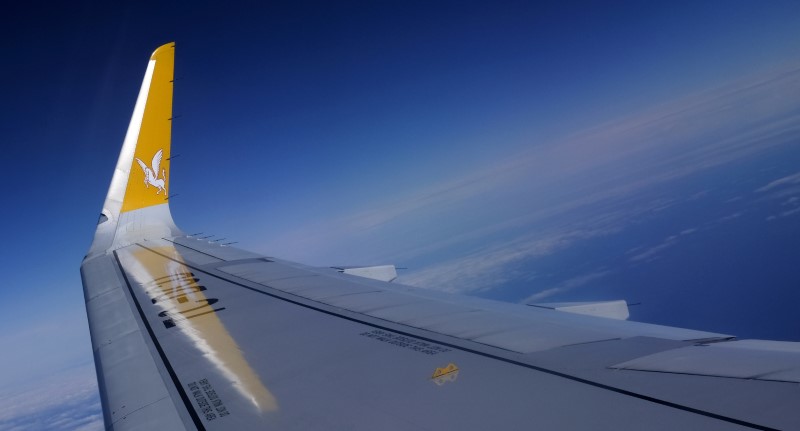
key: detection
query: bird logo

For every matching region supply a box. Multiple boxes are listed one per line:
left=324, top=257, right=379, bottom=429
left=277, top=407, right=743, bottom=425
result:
left=135, top=148, right=167, bottom=195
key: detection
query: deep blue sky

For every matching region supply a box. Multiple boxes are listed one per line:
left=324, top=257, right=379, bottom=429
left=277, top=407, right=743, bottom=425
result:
left=2, top=1, right=800, bottom=429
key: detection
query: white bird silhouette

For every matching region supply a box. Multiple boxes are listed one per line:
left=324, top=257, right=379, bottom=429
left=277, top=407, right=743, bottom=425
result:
left=135, top=149, right=167, bottom=195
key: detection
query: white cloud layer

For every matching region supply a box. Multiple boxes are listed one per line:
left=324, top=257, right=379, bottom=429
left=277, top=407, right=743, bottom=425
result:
left=253, top=65, right=800, bottom=300
left=399, top=226, right=619, bottom=294
left=0, top=363, right=102, bottom=431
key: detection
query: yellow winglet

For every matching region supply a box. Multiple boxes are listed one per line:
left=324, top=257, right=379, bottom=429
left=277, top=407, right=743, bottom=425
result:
left=121, top=42, right=175, bottom=212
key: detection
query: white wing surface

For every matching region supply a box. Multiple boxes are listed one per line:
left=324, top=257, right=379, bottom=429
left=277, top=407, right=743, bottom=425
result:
left=81, top=43, right=800, bottom=431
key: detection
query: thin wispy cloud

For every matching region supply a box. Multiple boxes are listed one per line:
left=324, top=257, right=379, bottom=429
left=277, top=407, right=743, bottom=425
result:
left=254, top=65, right=800, bottom=301
left=756, top=172, right=800, bottom=193
left=767, top=206, right=800, bottom=221
left=628, top=238, right=677, bottom=263
left=783, top=197, right=800, bottom=206
left=628, top=228, right=698, bottom=263
left=718, top=212, right=743, bottom=222
left=757, top=185, right=800, bottom=203
left=753, top=172, right=800, bottom=207
left=688, top=190, right=711, bottom=200
left=767, top=196, right=800, bottom=221
left=521, top=270, right=614, bottom=303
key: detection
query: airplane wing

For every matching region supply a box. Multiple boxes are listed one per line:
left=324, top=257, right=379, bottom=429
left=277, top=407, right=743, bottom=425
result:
left=81, top=43, right=800, bottom=431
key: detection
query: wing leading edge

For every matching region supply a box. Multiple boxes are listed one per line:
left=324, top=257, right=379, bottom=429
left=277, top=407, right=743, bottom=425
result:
left=81, top=44, right=800, bottom=431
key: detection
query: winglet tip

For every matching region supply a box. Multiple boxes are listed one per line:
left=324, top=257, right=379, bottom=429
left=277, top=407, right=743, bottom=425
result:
left=150, top=42, right=175, bottom=60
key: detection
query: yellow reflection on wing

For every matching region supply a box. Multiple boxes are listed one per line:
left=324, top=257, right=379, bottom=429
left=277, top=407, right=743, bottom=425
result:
left=122, top=245, right=278, bottom=413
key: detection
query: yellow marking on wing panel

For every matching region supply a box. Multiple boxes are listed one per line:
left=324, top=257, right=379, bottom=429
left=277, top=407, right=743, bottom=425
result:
left=122, top=245, right=278, bottom=413
left=121, top=43, right=175, bottom=212
left=431, top=363, right=459, bottom=386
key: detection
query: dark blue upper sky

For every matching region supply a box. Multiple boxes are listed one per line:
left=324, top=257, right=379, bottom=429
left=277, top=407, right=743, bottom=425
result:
left=2, top=2, right=800, bottom=429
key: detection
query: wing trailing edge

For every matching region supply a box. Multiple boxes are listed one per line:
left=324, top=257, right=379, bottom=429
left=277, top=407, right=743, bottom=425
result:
left=530, top=300, right=631, bottom=320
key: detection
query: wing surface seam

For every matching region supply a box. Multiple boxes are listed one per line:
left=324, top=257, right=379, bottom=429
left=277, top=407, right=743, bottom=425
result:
left=137, top=242, right=778, bottom=431
left=110, top=395, right=173, bottom=426
left=165, top=238, right=230, bottom=260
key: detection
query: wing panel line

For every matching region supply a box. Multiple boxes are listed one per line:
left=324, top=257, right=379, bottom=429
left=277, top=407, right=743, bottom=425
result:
left=165, top=237, right=233, bottom=261
left=113, top=249, right=206, bottom=431
left=137, top=243, right=778, bottom=431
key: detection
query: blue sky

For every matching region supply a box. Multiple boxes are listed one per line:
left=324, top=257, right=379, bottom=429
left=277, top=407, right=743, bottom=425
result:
left=2, top=1, right=800, bottom=429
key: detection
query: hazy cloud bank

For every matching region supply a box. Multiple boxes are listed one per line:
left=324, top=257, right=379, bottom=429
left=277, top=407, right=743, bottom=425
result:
left=258, top=65, right=800, bottom=299
left=0, top=364, right=102, bottom=431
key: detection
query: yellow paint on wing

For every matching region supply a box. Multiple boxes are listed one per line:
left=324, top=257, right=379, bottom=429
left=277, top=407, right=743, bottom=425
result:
left=124, top=245, right=278, bottom=413
left=431, top=363, right=459, bottom=386
left=121, top=43, right=175, bottom=212
left=431, top=363, right=459, bottom=379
